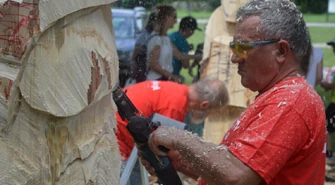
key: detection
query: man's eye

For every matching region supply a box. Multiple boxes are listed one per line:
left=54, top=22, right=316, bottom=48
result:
left=238, top=44, right=253, bottom=50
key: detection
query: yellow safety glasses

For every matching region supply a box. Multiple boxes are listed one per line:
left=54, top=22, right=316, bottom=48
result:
left=229, top=39, right=280, bottom=58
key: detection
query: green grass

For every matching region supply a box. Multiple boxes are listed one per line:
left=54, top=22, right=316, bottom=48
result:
left=176, top=9, right=213, bottom=19
left=309, top=27, right=335, bottom=43
left=303, top=13, right=335, bottom=23
left=322, top=48, right=334, bottom=67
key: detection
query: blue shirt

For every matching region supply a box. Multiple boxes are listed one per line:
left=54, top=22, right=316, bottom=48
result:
left=169, top=32, right=189, bottom=75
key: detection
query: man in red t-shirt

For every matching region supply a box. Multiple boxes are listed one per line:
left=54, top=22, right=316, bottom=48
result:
left=142, top=1, right=326, bottom=185
left=116, top=79, right=228, bottom=184
left=117, top=80, right=187, bottom=161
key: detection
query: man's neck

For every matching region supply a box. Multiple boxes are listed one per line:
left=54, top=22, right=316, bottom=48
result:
left=259, top=69, right=300, bottom=94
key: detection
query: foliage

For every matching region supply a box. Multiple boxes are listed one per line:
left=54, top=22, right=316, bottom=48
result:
left=113, top=0, right=219, bottom=10
left=206, top=0, right=220, bottom=9
left=113, top=0, right=174, bottom=9
left=295, top=0, right=328, bottom=14
left=114, top=0, right=330, bottom=14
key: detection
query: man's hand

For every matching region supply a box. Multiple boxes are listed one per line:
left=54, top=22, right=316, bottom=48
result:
left=138, top=152, right=157, bottom=176
left=148, top=126, right=178, bottom=156
left=194, top=54, right=203, bottom=62
left=138, top=150, right=183, bottom=176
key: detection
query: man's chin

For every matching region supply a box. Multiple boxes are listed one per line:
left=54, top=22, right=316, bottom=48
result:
left=241, top=79, right=250, bottom=89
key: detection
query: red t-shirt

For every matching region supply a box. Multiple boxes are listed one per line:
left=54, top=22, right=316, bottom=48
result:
left=116, top=80, right=188, bottom=160
left=198, top=77, right=326, bottom=185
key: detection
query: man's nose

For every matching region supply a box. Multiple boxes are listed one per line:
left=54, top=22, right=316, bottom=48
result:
left=231, top=52, right=243, bottom=64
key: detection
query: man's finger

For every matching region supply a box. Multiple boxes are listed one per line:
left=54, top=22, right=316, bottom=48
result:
left=140, top=158, right=150, bottom=166
left=140, top=162, right=156, bottom=175
left=137, top=151, right=143, bottom=158
left=139, top=157, right=157, bottom=176
left=148, top=133, right=168, bottom=156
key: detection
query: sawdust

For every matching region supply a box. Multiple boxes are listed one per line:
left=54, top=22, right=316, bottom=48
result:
left=149, top=174, right=335, bottom=185
left=148, top=164, right=335, bottom=185
left=149, top=176, right=198, bottom=185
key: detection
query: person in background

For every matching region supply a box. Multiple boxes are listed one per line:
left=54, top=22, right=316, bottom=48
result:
left=185, top=43, right=205, bottom=137
left=189, top=43, right=204, bottom=83
left=146, top=4, right=201, bottom=83
left=306, top=45, right=324, bottom=87
left=321, top=38, right=335, bottom=181
left=116, top=78, right=228, bottom=184
left=305, top=40, right=335, bottom=182
left=141, top=1, right=326, bottom=184
left=130, top=12, right=157, bottom=83
left=321, top=38, right=335, bottom=141
left=169, top=16, right=202, bottom=83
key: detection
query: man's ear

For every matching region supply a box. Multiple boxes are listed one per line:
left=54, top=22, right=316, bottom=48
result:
left=276, top=40, right=290, bottom=63
left=200, top=101, right=210, bottom=109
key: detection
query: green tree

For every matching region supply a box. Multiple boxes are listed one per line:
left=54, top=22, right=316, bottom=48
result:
left=295, top=0, right=328, bottom=14
left=114, top=0, right=175, bottom=9
left=207, top=0, right=220, bottom=9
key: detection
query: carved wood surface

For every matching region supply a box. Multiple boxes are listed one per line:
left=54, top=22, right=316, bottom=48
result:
left=0, top=1, right=121, bottom=184
left=201, top=3, right=256, bottom=144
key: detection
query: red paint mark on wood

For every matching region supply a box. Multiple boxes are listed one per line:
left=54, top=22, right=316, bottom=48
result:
left=4, top=79, right=12, bottom=101
left=87, top=51, right=102, bottom=104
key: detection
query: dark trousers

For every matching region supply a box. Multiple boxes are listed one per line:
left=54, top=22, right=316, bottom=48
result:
left=326, top=103, right=335, bottom=133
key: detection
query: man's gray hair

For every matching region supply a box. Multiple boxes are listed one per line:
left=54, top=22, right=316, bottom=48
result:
left=236, top=0, right=309, bottom=59
left=193, top=78, right=229, bottom=109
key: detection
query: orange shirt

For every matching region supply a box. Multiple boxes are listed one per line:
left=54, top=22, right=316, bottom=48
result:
left=199, top=77, right=326, bottom=185
left=116, top=80, right=188, bottom=160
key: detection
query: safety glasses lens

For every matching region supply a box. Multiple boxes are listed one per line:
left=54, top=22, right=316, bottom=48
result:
left=230, top=43, right=253, bottom=58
